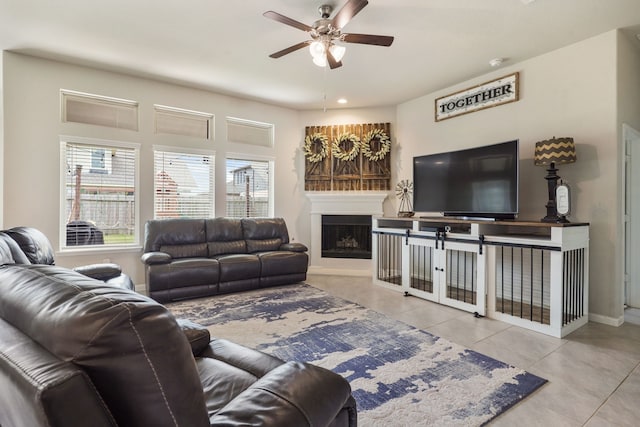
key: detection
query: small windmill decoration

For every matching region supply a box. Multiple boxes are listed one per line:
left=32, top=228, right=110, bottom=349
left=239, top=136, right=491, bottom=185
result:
left=396, top=180, right=414, bottom=217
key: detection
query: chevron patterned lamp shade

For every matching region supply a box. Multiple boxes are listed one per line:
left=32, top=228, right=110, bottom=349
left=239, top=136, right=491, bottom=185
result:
left=533, top=137, right=577, bottom=166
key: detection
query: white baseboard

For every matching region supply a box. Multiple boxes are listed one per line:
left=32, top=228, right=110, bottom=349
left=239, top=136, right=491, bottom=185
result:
left=308, top=266, right=371, bottom=277
left=589, top=312, right=624, bottom=327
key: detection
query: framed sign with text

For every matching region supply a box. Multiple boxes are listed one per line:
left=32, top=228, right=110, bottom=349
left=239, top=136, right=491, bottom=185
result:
left=435, top=72, right=519, bottom=122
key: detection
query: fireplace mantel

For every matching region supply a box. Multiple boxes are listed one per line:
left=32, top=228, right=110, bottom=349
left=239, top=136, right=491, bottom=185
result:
left=306, top=191, right=388, bottom=275
left=306, top=191, right=388, bottom=215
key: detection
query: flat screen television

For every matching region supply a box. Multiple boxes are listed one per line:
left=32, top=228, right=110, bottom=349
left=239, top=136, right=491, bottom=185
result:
left=412, top=140, right=519, bottom=220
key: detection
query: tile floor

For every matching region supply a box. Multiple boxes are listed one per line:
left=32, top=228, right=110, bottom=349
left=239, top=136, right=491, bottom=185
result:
left=309, top=274, right=640, bottom=427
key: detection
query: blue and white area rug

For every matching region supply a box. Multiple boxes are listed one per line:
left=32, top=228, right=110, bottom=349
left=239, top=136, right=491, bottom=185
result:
left=167, top=284, right=546, bottom=426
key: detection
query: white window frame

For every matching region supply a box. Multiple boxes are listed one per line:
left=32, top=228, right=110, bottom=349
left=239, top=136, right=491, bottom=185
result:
left=153, top=145, right=216, bottom=219
left=225, top=153, right=275, bottom=218
left=59, top=135, right=141, bottom=252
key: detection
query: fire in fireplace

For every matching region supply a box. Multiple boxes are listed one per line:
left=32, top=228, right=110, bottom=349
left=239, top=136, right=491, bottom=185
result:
left=321, top=215, right=372, bottom=259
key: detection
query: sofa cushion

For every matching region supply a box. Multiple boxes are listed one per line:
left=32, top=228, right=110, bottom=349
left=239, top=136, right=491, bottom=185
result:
left=216, top=254, right=260, bottom=282
left=0, top=233, right=16, bottom=264
left=210, top=361, right=353, bottom=427
left=160, top=242, right=208, bottom=259
left=205, top=218, right=247, bottom=256
left=0, top=264, right=210, bottom=427
left=5, top=226, right=55, bottom=265
left=242, top=218, right=290, bottom=253
left=0, top=318, right=116, bottom=427
left=197, top=357, right=259, bottom=416
left=144, top=218, right=207, bottom=258
left=147, top=258, right=220, bottom=291
left=72, top=262, right=122, bottom=281
left=177, top=318, right=211, bottom=356
left=246, top=237, right=283, bottom=253
left=257, top=251, right=309, bottom=276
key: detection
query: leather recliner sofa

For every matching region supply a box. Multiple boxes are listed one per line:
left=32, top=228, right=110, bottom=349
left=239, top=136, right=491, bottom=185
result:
left=0, top=264, right=357, bottom=427
left=141, top=217, right=309, bottom=303
left=0, top=226, right=134, bottom=289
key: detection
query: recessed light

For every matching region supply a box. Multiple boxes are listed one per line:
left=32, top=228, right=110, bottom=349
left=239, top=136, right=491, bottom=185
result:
left=520, top=0, right=536, bottom=4
left=337, top=98, right=348, bottom=104
left=489, top=58, right=503, bottom=67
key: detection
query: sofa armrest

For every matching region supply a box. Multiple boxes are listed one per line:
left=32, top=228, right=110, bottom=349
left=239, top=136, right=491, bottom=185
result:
left=176, top=319, right=211, bottom=356
left=210, top=361, right=353, bottom=427
left=201, top=338, right=284, bottom=378
left=73, top=263, right=121, bottom=281
left=279, top=242, right=308, bottom=252
left=141, top=251, right=172, bottom=265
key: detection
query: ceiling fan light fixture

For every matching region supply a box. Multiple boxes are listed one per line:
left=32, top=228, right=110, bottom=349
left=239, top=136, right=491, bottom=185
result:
left=264, top=0, right=394, bottom=70
left=309, top=41, right=326, bottom=59
left=313, top=55, right=328, bottom=67
left=329, top=43, right=346, bottom=62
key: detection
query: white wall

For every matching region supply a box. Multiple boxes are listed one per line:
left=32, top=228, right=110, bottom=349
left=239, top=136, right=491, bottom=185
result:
left=0, top=52, right=3, bottom=227
left=3, top=28, right=637, bottom=322
left=616, top=30, right=640, bottom=317
left=397, top=31, right=620, bottom=321
left=2, top=51, right=302, bottom=285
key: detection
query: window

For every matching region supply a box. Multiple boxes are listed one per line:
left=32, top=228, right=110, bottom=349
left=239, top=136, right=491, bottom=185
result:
left=226, top=117, right=274, bottom=147
left=61, top=137, right=139, bottom=248
left=226, top=156, right=273, bottom=218
left=153, top=146, right=215, bottom=219
left=61, top=90, right=138, bottom=131
left=154, top=105, right=213, bottom=140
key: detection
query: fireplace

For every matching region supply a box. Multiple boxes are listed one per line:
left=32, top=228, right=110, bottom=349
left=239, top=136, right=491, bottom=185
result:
left=306, top=191, right=387, bottom=275
left=321, top=215, right=372, bottom=259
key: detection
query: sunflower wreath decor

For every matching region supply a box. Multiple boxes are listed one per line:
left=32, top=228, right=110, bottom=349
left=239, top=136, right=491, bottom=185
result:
left=361, top=128, right=391, bottom=161
left=303, top=133, right=329, bottom=163
left=332, top=133, right=361, bottom=161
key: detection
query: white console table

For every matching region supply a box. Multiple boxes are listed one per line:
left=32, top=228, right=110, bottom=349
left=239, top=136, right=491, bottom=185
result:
left=372, top=217, right=589, bottom=338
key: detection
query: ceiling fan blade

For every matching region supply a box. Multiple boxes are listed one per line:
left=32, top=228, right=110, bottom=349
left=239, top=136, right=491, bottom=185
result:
left=343, top=33, right=394, bottom=46
left=331, top=0, right=368, bottom=30
left=263, top=11, right=313, bottom=32
left=327, top=51, right=343, bottom=69
left=269, top=41, right=309, bottom=59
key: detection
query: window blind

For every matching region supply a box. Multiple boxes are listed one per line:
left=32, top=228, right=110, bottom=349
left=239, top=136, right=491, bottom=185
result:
left=63, top=141, right=137, bottom=246
left=226, top=157, right=271, bottom=218
left=154, top=148, right=215, bottom=219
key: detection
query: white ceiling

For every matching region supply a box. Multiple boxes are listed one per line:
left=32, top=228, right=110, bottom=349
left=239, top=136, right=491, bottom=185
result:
left=1, top=0, right=640, bottom=111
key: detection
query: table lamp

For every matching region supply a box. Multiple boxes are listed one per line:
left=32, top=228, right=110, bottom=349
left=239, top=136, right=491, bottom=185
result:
left=533, top=136, right=577, bottom=223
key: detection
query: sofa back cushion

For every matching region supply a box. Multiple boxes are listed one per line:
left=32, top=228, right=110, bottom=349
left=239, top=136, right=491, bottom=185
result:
left=242, top=218, right=290, bottom=253
left=0, top=264, right=210, bottom=427
left=0, top=232, right=32, bottom=264
left=0, top=318, right=116, bottom=427
left=5, top=226, right=55, bottom=265
left=144, top=218, right=208, bottom=259
left=205, top=217, right=247, bottom=256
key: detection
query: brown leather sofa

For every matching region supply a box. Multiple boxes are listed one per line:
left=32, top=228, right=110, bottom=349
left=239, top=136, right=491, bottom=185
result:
left=0, top=226, right=134, bottom=289
left=141, top=217, right=309, bottom=302
left=0, top=264, right=357, bottom=427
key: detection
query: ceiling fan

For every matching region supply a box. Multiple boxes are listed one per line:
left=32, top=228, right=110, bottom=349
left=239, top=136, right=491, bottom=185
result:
left=263, top=0, right=394, bottom=69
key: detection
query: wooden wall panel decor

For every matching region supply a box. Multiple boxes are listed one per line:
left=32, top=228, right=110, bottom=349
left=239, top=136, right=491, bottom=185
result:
left=361, top=122, right=391, bottom=191
left=331, top=123, right=362, bottom=191
left=304, top=125, right=331, bottom=191
left=304, top=122, right=391, bottom=191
